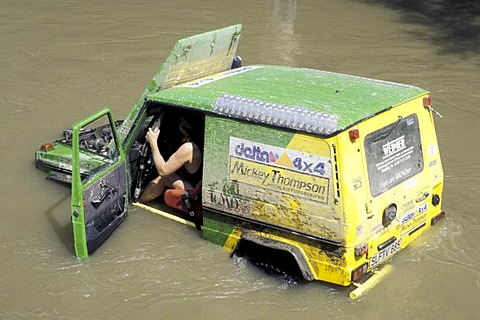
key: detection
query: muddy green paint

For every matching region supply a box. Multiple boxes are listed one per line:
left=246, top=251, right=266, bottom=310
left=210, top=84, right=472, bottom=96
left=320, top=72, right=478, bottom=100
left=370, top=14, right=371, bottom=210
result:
left=202, top=210, right=238, bottom=247
left=150, top=65, right=427, bottom=130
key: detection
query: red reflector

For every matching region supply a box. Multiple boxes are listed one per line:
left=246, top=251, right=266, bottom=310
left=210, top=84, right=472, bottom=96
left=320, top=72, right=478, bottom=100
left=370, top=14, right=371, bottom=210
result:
left=349, top=129, right=360, bottom=140
left=352, top=263, right=368, bottom=282
left=355, top=243, right=369, bottom=257
left=40, top=143, right=54, bottom=152
left=423, top=96, right=432, bottom=107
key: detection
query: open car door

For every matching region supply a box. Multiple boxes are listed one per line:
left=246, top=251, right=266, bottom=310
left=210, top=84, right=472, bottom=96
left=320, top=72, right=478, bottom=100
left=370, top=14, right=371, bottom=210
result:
left=70, top=108, right=128, bottom=258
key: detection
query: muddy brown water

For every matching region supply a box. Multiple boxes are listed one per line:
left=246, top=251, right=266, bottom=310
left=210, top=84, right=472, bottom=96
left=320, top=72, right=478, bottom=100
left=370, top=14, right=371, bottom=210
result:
left=1, top=0, right=479, bottom=319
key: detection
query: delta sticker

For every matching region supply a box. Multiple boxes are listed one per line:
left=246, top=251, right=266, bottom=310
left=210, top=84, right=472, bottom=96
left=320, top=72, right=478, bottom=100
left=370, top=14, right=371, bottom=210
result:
left=230, top=137, right=331, bottom=178
left=229, top=137, right=331, bottom=204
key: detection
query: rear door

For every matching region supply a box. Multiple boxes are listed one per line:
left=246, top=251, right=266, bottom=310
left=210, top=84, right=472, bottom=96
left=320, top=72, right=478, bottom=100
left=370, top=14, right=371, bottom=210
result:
left=71, top=108, right=128, bottom=258
left=363, top=113, right=426, bottom=267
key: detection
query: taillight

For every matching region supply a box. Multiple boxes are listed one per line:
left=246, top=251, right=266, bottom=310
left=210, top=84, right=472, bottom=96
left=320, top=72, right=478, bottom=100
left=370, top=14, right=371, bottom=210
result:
left=351, top=263, right=368, bottom=282
left=355, top=242, right=368, bottom=258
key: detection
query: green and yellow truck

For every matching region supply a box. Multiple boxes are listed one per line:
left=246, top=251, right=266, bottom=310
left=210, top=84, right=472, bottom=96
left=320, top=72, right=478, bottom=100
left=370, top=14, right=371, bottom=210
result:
left=35, top=24, right=445, bottom=298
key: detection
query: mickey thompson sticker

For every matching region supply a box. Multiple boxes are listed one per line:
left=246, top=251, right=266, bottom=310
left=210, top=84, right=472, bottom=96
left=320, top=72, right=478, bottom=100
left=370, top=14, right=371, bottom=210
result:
left=229, top=157, right=329, bottom=204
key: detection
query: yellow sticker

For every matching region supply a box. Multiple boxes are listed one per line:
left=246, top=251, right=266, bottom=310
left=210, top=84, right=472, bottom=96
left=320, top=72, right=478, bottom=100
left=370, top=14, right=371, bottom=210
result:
left=229, top=157, right=329, bottom=204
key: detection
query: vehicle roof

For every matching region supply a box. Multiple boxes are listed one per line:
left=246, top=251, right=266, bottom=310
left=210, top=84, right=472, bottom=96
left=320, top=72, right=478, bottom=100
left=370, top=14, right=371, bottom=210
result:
left=147, top=65, right=428, bottom=133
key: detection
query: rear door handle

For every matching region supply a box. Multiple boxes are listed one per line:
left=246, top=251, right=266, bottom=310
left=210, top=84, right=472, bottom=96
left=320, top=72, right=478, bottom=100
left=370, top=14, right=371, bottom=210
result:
left=415, top=192, right=429, bottom=202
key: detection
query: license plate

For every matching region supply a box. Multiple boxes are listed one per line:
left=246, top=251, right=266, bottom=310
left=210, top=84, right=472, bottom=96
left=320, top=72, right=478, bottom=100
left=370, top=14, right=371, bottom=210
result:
left=369, top=238, right=401, bottom=268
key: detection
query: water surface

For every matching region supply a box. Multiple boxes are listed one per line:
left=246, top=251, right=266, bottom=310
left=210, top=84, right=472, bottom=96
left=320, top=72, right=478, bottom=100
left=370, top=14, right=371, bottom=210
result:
left=1, top=0, right=479, bottom=319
